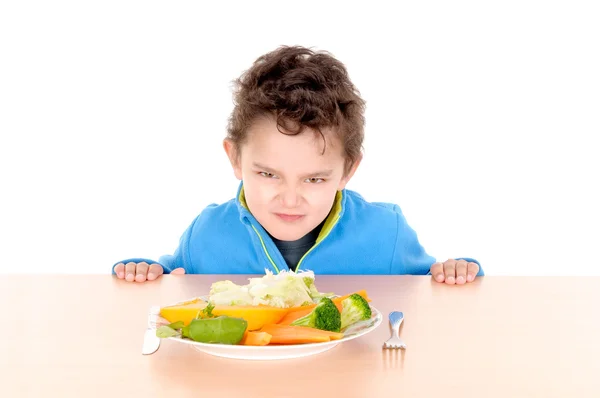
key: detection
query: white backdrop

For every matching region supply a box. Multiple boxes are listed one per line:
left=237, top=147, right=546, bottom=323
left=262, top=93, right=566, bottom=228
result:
left=1, top=1, right=598, bottom=275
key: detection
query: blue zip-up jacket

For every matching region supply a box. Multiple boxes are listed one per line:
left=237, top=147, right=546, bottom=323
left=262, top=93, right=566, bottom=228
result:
left=114, top=183, right=483, bottom=275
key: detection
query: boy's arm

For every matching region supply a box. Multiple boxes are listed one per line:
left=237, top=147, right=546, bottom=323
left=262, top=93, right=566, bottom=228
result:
left=389, top=203, right=435, bottom=275
left=111, top=216, right=198, bottom=275
left=156, top=219, right=196, bottom=272
left=389, top=204, right=484, bottom=276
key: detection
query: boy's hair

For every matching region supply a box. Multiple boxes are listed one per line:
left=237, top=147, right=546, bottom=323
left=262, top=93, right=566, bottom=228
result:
left=226, top=45, right=366, bottom=174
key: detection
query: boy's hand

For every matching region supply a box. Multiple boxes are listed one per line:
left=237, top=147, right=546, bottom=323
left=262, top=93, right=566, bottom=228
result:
left=113, top=262, right=185, bottom=282
left=430, top=259, right=479, bottom=285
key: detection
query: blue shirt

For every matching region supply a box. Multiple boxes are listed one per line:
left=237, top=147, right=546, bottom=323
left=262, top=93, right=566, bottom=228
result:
left=113, top=182, right=483, bottom=276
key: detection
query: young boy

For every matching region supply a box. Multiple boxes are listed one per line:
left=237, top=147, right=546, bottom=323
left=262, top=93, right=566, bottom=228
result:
left=113, top=45, right=482, bottom=285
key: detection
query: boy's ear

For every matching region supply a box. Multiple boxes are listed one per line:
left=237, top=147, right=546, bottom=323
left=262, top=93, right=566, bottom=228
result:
left=223, top=139, right=242, bottom=180
left=338, top=152, right=363, bottom=190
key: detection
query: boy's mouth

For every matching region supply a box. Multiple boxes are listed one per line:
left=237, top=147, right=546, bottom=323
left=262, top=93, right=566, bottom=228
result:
left=274, top=213, right=305, bottom=222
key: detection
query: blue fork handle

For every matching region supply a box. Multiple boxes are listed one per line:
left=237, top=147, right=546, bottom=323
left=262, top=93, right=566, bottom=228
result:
left=389, top=311, right=404, bottom=336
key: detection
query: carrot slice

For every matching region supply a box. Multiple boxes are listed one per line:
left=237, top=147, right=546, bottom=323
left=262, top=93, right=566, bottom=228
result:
left=277, top=308, right=313, bottom=325
left=260, top=324, right=344, bottom=344
left=285, top=304, right=318, bottom=314
left=240, top=331, right=272, bottom=346
left=318, top=330, right=345, bottom=340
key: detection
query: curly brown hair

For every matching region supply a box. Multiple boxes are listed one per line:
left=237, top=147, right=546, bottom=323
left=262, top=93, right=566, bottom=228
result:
left=226, top=45, right=366, bottom=175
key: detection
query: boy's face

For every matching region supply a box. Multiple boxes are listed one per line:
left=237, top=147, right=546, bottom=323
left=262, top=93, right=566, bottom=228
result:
left=224, top=115, right=360, bottom=241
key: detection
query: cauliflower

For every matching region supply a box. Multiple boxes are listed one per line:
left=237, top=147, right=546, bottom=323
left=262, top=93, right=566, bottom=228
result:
left=208, top=269, right=327, bottom=308
left=208, top=280, right=254, bottom=306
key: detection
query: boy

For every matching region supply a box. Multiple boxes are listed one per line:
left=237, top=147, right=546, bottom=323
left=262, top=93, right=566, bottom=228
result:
left=113, top=45, right=482, bottom=285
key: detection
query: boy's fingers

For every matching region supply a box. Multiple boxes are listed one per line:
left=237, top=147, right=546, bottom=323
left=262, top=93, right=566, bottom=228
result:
left=171, top=267, right=186, bottom=275
left=135, top=262, right=149, bottom=282
left=443, top=259, right=457, bottom=284
left=467, top=262, right=480, bottom=282
left=430, top=262, right=444, bottom=282
left=114, top=263, right=125, bottom=278
left=147, top=263, right=163, bottom=281
left=455, top=260, right=468, bottom=284
left=125, top=262, right=136, bottom=282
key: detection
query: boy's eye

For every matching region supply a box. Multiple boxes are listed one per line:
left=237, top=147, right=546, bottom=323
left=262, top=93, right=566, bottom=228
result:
left=305, top=177, right=325, bottom=184
left=259, top=172, right=277, bottom=179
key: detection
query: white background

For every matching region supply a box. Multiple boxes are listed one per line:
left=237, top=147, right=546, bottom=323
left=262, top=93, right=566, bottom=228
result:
left=1, top=1, right=598, bottom=275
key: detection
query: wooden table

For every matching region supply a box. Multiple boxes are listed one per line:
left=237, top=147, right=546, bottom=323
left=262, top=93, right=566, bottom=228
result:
left=1, top=274, right=599, bottom=397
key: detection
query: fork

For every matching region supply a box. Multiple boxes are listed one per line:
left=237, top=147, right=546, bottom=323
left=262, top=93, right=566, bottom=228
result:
left=383, top=311, right=407, bottom=349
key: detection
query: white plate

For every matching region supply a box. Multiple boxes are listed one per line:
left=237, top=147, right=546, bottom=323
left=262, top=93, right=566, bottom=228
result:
left=154, top=300, right=383, bottom=361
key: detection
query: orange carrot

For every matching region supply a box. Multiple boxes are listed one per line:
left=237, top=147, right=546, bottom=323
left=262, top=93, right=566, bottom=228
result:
left=277, top=308, right=313, bottom=325
left=240, top=331, right=272, bottom=346
left=314, top=329, right=345, bottom=340
left=260, top=324, right=344, bottom=344
left=285, top=304, right=318, bottom=314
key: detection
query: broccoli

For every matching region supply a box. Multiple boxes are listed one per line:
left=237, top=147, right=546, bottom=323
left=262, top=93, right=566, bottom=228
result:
left=291, top=297, right=341, bottom=332
left=340, top=293, right=372, bottom=330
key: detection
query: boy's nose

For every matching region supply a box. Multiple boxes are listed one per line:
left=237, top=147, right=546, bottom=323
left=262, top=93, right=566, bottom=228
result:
left=280, top=187, right=301, bottom=208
